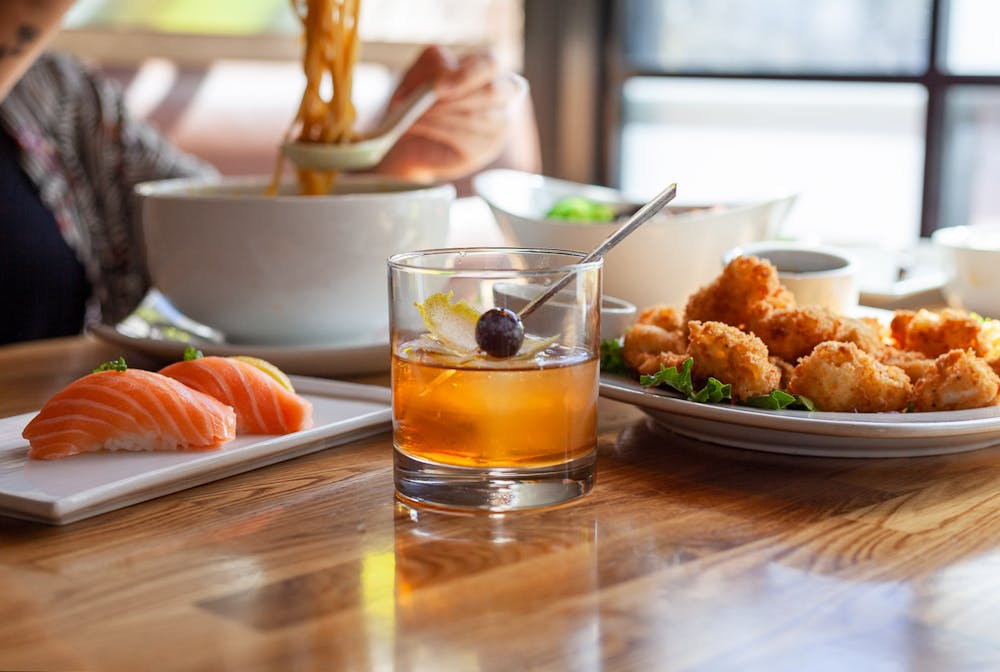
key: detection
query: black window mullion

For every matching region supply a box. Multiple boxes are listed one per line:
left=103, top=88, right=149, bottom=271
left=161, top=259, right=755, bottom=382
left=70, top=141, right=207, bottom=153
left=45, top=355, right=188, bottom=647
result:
left=920, top=0, right=946, bottom=237
left=594, top=0, right=1000, bottom=236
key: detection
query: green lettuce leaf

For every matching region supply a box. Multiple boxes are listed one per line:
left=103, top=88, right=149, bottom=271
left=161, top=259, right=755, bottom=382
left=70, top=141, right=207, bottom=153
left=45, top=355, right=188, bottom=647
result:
left=639, top=357, right=732, bottom=404
left=545, top=196, right=617, bottom=222
left=599, top=338, right=631, bottom=375
left=744, top=389, right=816, bottom=411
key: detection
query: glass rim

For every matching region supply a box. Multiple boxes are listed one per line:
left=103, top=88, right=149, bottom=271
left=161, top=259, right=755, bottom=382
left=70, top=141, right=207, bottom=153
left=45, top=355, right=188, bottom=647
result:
left=387, top=247, right=603, bottom=277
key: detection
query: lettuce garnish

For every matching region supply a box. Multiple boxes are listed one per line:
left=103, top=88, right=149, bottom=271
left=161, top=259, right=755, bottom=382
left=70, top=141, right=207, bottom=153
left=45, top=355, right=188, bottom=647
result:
left=183, top=346, right=204, bottom=361
left=599, top=338, right=631, bottom=376
left=639, top=357, right=732, bottom=403
left=744, top=389, right=816, bottom=411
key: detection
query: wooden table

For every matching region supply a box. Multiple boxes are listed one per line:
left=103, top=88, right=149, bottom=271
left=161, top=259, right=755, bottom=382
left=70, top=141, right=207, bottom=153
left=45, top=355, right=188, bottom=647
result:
left=3, top=335, right=1000, bottom=671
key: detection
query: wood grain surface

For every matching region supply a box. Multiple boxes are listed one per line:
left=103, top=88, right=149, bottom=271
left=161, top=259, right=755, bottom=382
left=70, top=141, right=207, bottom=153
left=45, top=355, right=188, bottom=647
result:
left=3, top=335, right=1000, bottom=671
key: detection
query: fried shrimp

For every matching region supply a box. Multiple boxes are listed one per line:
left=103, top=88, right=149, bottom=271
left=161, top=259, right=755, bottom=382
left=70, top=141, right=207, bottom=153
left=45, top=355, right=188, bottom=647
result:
left=622, top=323, right=686, bottom=372
left=686, top=320, right=780, bottom=401
left=684, top=255, right=795, bottom=330
left=911, top=349, right=1000, bottom=412
left=788, top=341, right=911, bottom=412
left=891, top=308, right=985, bottom=358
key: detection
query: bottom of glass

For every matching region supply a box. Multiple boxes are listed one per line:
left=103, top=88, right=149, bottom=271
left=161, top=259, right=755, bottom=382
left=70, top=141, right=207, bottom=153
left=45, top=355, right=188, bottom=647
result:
left=393, top=447, right=596, bottom=512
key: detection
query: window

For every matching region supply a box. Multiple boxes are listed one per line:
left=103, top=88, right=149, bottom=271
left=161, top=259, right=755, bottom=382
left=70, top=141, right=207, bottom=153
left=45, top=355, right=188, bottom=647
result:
left=527, top=0, right=1000, bottom=248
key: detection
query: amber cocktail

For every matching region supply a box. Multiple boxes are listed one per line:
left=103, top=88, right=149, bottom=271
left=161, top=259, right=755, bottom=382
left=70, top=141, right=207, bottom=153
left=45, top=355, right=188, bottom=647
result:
left=388, top=249, right=601, bottom=511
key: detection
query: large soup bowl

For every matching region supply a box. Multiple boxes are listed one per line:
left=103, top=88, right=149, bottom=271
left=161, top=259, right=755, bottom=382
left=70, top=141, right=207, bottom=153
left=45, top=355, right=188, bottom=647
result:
left=138, top=175, right=455, bottom=345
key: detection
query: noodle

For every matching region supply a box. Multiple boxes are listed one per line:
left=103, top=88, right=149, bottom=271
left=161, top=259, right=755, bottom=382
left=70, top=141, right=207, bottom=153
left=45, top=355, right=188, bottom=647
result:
left=269, top=0, right=362, bottom=196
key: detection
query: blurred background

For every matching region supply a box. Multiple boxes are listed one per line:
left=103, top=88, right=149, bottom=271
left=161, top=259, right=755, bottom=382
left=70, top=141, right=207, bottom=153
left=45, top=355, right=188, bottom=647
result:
left=57, top=0, right=1000, bottom=252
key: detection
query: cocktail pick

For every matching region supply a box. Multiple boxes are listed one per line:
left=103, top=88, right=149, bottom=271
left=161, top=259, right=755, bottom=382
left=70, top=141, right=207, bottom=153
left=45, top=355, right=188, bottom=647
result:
left=475, top=182, right=678, bottom=357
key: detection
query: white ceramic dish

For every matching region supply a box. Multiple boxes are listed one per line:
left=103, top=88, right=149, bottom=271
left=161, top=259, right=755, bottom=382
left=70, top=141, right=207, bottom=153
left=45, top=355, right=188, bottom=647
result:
left=846, top=241, right=947, bottom=308
left=724, top=241, right=859, bottom=313
left=89, top=323, right=389, bottom=378
left=88, top=290, right=390, bottom=376
left=0, top=377, right=391, bottom=525
left=138, top=174, right=455, bottom=346
left=473, top=168, right=796, bottom=309
left=600, top=375, right=1000, bottom=458
left=931, top=223, right=1000, bottom=318
left=492, top=282, right=636, bottom=340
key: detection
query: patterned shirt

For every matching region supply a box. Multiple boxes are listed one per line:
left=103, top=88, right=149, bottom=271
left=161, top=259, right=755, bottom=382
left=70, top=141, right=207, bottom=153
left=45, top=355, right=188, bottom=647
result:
left=0, top=51, right=217, bottom=327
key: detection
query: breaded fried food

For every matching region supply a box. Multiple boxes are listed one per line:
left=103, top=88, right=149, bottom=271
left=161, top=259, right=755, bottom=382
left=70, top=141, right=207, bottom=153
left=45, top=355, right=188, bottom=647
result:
left=622, top=323, right=687, bottom=372
left=889, top=310, right=915, bottom=347
left=770, top=356, right=796, bottom=389
left=750, top=306, right=884, bottom=362
left=912, top=349, right=1000, bottom=411
left=684, top=255, right=795, bottom=330
left=749, top=305, right=841, bottom=361
left=687, top=320, right=780, bottom=401
left=636, top=304, right=684, bottom=331
left=979, top=318, right=1000, bottom=361
left=636, top=351, right=690, bottom=377
left=833, top=316, right=885, bottom=353
left=788, top=341, right=911, bottom=412
left=891, top=308, right=985, bottom=358
left=878, top=347, right=935, bottom=384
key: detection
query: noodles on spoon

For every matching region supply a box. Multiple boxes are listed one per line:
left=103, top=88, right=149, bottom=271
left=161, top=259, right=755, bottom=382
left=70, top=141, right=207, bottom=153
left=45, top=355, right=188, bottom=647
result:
left=269, top=0, right=362, bottom=196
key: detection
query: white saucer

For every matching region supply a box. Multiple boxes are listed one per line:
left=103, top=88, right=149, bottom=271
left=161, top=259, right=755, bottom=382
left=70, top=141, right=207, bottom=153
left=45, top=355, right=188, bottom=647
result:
left=89, top=291, right=390, bottom=377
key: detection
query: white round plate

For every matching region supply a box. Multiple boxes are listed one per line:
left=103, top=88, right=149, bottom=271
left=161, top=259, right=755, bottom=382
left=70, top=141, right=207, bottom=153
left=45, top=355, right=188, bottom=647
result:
left=89, top=290, right=389, bottom=377
left=600, top=374, right=1000, bottom=458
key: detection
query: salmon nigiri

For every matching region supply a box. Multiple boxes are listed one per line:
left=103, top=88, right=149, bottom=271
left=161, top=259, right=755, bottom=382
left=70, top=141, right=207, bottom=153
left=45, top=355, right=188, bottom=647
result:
left=22, top=368, right=237, bottom=460
left=159, top=356, right=313, bottom=435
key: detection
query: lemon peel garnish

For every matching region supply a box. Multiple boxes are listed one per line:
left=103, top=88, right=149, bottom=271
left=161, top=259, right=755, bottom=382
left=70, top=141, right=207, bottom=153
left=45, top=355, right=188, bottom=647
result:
left=415, top=291, right=481, bottom=355
left=516, top=334, right=559, bottom=359
left=413, top=291, right=561, bottom=362
left=230, top=355, right=295, bottom=392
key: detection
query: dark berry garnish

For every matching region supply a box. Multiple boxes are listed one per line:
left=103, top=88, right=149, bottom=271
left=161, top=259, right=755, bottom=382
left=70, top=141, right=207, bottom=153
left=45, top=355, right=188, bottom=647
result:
left=475, top=308, right=524, bottom=358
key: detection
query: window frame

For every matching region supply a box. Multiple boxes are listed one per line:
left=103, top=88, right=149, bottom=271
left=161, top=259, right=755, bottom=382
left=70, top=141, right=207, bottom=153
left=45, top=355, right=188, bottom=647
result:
left=525, top=0, right=1000, bottom=237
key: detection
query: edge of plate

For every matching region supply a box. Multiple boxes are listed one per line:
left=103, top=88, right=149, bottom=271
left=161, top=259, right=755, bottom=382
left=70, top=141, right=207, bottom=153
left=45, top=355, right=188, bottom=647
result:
left=0, top=376, right=392, bottom=525
left=599, top=375, right=1000, bottom=439
left=89, top=323, right=391, bottom=376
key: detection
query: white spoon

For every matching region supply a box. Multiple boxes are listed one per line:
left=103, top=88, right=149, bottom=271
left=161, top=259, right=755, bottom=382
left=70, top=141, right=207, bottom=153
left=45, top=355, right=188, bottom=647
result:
left=281, top=83, right=437, bottom=172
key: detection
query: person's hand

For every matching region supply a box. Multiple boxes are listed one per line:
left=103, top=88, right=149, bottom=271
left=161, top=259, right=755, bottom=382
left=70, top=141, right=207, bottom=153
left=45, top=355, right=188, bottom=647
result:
left=372, top=46, right=526, bottom=183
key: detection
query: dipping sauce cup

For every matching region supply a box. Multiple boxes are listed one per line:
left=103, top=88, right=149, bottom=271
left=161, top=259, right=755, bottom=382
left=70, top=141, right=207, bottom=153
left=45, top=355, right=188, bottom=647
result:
left=388, top=248, right=601, bottom=511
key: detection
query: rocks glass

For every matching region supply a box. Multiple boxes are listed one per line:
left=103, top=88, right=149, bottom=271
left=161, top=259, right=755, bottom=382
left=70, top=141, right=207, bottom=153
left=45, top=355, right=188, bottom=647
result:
left=388, top=248, right=601, bottom=511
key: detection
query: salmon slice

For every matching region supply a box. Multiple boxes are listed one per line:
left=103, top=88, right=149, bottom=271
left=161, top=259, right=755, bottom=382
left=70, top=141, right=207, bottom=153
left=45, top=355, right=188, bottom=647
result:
left=159, top=356, right=314, bottom=435
left=22, top=369, right=237, bottom=460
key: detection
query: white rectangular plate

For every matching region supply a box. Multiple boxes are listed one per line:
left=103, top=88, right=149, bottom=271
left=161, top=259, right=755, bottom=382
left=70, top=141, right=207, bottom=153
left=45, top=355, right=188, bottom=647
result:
left=0, top=377, right=391, bottom=525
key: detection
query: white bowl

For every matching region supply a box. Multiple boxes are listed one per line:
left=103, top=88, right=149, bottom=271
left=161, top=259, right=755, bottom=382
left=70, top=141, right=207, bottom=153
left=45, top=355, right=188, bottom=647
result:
left=473, top=169, right=796, bottom=309
left=724, top=242, right=859, bottom=314
left=492, top=282, right=636, bottom=340
left=139, top=175, right=455, bottom=345
left=932, top=223, right=1000, bottom=318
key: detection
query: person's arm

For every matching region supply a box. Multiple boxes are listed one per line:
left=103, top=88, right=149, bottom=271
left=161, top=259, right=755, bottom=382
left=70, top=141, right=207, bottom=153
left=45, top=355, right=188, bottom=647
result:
left=0, top=0, right=75, bottom=100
